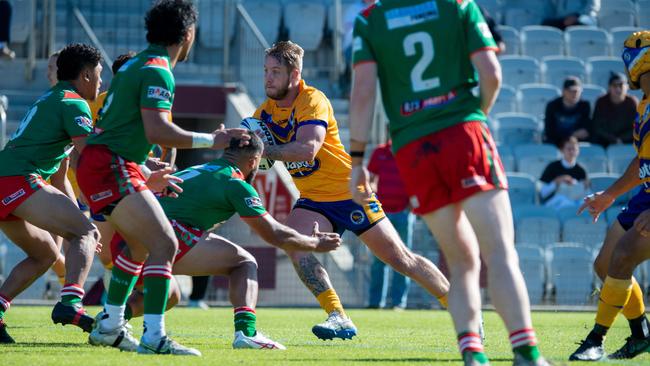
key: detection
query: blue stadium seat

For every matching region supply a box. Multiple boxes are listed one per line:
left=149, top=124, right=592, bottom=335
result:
left=493, top=113, right=542, bottom=145
left=512, top=204, right=558, bottom=220
left=638, top=1, right=650, bottom=28
left=500, top=56, right=541, bottom=86
left=521, top=26, right=564, bottom=60
left=577, top=143, right=608, bottom=174
left=542, top=56, right=587, bottom=88
left=565, top=26, right=611, bottom=59
left=607, top=144, right=635, bottom=175
left=599, top=0, right=637, bottom=30
left=496, top=143, right=516, bottom=172
left=516, top=217, right=561, bottom=248
left=590, top=173, right=629, bottom=205
left=497, top=25, right=520, bottom=55
left=548, top=242, right=595, bottom=305
left=562, top=217, right=607, bottom=250
left=587, top=56, right=626, bottom=89
left=284, top=1, right=326, bottom=51
left=476, top=0, right=503, bottom=24
left=491, top=84, right=518, bottom=115
left=515, top=244, right=547, bottom=304
left=506, top=172, right=538, bottom=204
left=243, top=0, right=282, bottom=46
left=580, top=84, right=606, bottom=108
left=610, top=27, right=642, bottom=54
left=513, top=143, right=558, bottom=178
left=517, top=83, right=560, bottom=118
left=198, top=0, right=236, bottom=49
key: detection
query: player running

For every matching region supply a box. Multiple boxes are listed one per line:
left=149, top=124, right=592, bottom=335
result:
left=93, top=134, right=341, bottom=351
left=75, top=0, right=249, bottom=356
left=569, top=31, right=650, bottom=361
left=254, top=40, right=450, bottom=341
left=347, top=1, right=548, bottom=365
left=0, top=43, right=102, bottom=342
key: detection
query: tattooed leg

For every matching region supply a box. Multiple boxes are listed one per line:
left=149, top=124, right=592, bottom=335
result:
left=289, top=252, right=333, bottom=296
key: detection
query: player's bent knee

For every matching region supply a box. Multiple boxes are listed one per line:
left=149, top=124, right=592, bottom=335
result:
left=593, top=255, right=608, bottom=280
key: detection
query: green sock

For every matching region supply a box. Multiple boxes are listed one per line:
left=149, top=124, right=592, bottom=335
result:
left=106, top=267, right=139, bottom=306
left=234, top=307, right=257, bottom=337
left=143, top=275, right=170, bottom=314
left=61, top=295, right=82, bottom=306
left=0, top=309, right=4, bottom=319
left=463, top=351, right=489, bottom=364
left=513, top=345, right=540, bottom=361
left=124, top=304, right=133, bottom=321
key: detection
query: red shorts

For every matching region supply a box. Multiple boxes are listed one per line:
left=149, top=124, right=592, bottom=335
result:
left=76, top=145, right=149, bottom=215
left=394, top=121, right=507, bottom=215
left=110, top=219, right=205, bottom=285
left=0, top=175, right=48, bottom=220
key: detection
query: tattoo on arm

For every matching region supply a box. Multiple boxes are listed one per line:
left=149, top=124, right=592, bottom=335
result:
left=292, top=253, right=333, bottom=296
left=264, top=144, right=289, bottom=161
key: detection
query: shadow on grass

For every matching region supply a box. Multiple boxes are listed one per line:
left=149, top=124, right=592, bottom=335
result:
left=288, top=358, right=514, bottom=363
left=4, top=342, right=87, bottom=348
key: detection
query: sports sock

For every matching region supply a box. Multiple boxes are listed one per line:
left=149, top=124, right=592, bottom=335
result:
left=510, top=328, right=540, bottom=361
left=586, top=324, right=609, bottom=344
left=629, top=315, right=650, bottom=339
left=106, top=254, right=143, bottom=306
left=124, top=304, right=133, bottom=321
left=234, top=306, right=257, bottom=337
left=438, top=294, right=448, bottom=309
left=102, top=304, right=126, bottom=330
left=0, top=293, right=11, bottom=319
left=60, top=284, right=84, bottom=305
left=316, top=288, right=346, bottom=317
left=595, top=276, right=633, bottom=329
left=57, top=276, right=65, bottom=286
left=622, top=277, right=645, bottom=320
left=458, top=332, right=488, bottom=364
left=142, top=264, right=171, bottom=344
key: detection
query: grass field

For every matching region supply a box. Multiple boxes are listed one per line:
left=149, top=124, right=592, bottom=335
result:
left=2, top=306, right=650, bottom=365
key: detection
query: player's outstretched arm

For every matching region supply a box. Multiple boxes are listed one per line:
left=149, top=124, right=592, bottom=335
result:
left=471, top=49, right=501, bottom=116
left=242, top=214, right=341, bottom=252
left=141, top=110, right=250, bottom=150
left=263, top=124, right=326, bottom=162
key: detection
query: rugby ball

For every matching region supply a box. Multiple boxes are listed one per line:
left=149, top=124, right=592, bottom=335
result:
left=240, top=117, right=276, bottom=170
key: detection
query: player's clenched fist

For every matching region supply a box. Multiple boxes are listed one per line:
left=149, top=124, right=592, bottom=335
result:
left=311, top=222, right=342, bottom=252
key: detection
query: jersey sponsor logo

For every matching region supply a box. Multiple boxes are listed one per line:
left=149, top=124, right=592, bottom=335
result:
left=74, top=116, right=93, bottom=129
left=640, top=162, right=650, bottom=180
left=350, top=210, right=366, bottom=225
left=285, top=158, right=321, bottom=178
left=401, top=90, right=457, bottom=116
left=245, top=196, right=263, bottom=208
left=2, top=189, right=25, bottom=206
left=385, top=1, right=439, bottom=30
left=461, top=175, right=487, bottom=188
left=147, top=86, right=172, bottom=102
left=90, top=189, right=114, bottom=202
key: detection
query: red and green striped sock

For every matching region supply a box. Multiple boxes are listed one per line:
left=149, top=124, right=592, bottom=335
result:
left=107, top=254, right=143, bottom=306
left=60, top=284, right=84, bottom=305
left=0, top=293, right=11, bottom=319
left=142, top=264, right=172, bottom=343
left=234, top=306, right=257, bottom=337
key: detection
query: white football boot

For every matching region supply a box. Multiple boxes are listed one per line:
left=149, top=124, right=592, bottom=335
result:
left=311, top=311, right=357, bottom=340
left=232, top=330, right=286, bottom=350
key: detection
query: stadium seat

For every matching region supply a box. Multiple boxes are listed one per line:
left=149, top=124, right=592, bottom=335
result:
left=513, top=143, right=558, bottom=178
left=491, top=85, right=518, bottom=115
left=9, top=0, right=33, bottom=44
left=502, top=0, right=552, bottom=29
left=587, top=56, right=626, bottom=88
left=557, top=205, right=593, bottom=223
left=500, top=56, right=541, bottom=86
left=565, top=26, right=611, bottom=59
left=242, top=1, right=282, bottom=46
left=580, top=84, right=606, bottom=108
left=284, top=1, right=326, bottom=51
left=516, top=83, right=560, bottom=118
left=607, top=144, right=635, bottom=175
left=638, top=1, right=650, bottom=28
left=506, top=172, right=537, bottom=204
left=610, top=27, right=642, bottom=54
left=476, top=0, right=503, bottom=23
left=577, top=143, right=608, bottom=174
left=516, top=217, right=562, bottom=247
left=512, top=203, right=558, bottom=220
left=198, top=0, right=236, bottom=49
left=496, top=143, right=516, bottom=172
left=548, top=242, right=595, bottom=305
left=605, top=205, right=624, bottom=225
left=520, top=26, right=564, bottom=60
left=598, top=1, right=637, bottom=30
left=515, top=244, right=547, bottom=304
left=541, top=56, right=587, bottom=88
left=562, top=217, right=607, bottom=250
left=497, top=25, right=520, bottom=55
left=493, top=113, right=542, bottom=145
left=590, top=173, right=629, bottom=205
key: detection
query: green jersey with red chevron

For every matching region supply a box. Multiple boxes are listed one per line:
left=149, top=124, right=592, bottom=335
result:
left=159, top=158, right=267, bottom=231
left=0, top=81, right=93, bottom=179
left=88, top=44, right=174, bottom=164
left=352, top=0, right=497, bottom=152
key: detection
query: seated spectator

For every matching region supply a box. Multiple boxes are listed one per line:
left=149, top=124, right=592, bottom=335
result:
left=544, top=76, right=591, bottom=146
left=0, top=0, right=14, bottom=59
left=542, top=0, right=599, bottom=30
left=540, top=136, right=590, bottom=210
left=591, top=72, right=637, bottom=147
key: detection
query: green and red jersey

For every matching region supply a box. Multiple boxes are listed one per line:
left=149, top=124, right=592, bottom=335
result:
left=159, top=159, right=267, bottom=231
left=352, top=0, right=497, bottom=152
left=88, top=44, right=174, bottom=164
left=0, top=81, right=93, bottom=179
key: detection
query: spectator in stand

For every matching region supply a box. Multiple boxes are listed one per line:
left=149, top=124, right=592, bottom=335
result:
left=539, top=136, right=590, bottom=210
left=542, top=0, right=599, bottom=30
left=544, top=76, right=591, bottom=146
left=0, top=0, right=14, bottom=59
left=366, top=135, right=413, bottom=310
left=591, top=72, right=637, bottom=147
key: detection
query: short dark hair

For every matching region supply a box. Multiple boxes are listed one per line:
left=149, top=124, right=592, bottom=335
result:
left=563, top=76, right=582, bottom=89
left=265, top=41, right=304, bottom=72
left=112, top=51, right=136, bottom=74
left=226, top=133, right=263, bottom=156
left=145, top=0, right=197, bottom=46
left=557, top=135, right=578, bottom=149
left=609, top=71, right=627, bottom=85
left=56, top=43, right=102, bottom=81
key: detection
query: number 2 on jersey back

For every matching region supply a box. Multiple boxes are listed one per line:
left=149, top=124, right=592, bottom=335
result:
left=403, top=32, right=440, bottom=93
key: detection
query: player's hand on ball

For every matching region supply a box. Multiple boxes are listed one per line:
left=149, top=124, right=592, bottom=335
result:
left=146, top=166, right=183, bottom=198
left=634, top=209, right=650, bottom=237
left=577, top=191, right=615, bottom=223
left=311, top=221, right=342, bottom=252
left=350, top=165, right=373, bottom=206
left=211, top=124, right=251, bottom=149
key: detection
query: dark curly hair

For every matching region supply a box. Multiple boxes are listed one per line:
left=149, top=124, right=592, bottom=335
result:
left=56, top=43, right=102, bottom=81
left=111, top=51, right=137, bottom=74
left=145, top=0, right=197, bottom=46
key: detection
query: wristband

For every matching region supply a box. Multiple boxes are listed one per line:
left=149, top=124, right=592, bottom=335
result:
left=350, top=151, right=365, bottom=158
left=191, top=132, right=214, bottom=148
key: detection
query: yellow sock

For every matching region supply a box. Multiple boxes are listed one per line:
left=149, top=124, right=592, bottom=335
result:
left=104, top=262, right=114, bottom=270
left=438, top=294, right=448, bottom=309
left=58, top=276, right=65, bottom=286
left=316, top=288, right=346, bottom=317
left=622, top=277, right=645, bottom=320
left=595, top=276, right=633, bottom=328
